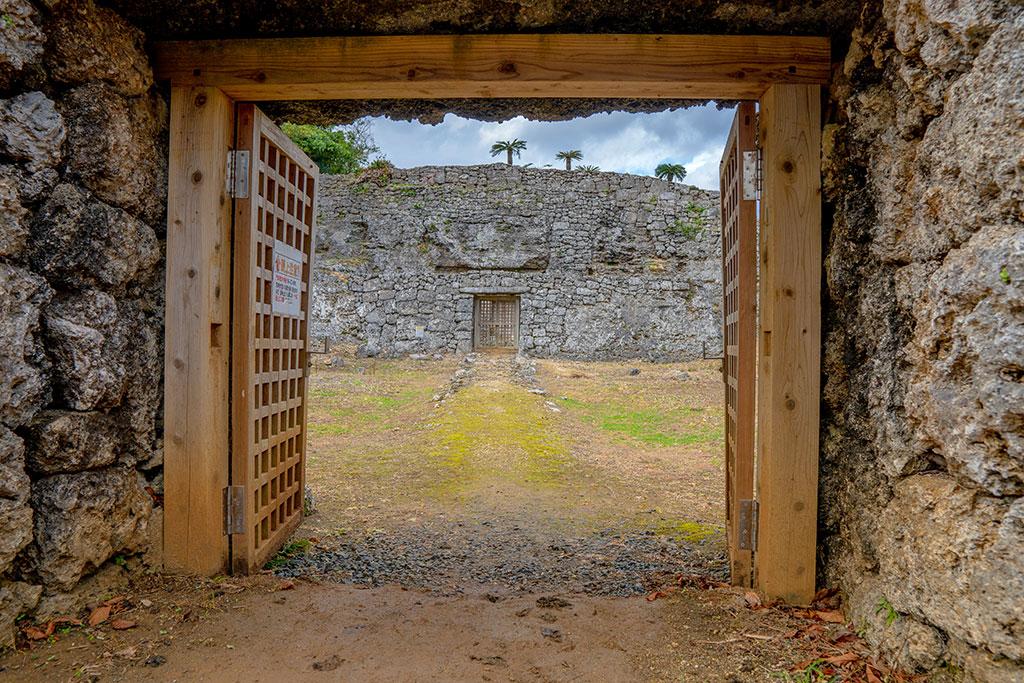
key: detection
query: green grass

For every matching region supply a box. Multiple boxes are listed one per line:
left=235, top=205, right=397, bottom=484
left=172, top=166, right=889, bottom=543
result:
left=558, top=396, right=723, bottom=447
left=772, top=661, right=841, bottom=683
left=308, top=385, right=433, bottom=435
left=264, top=538, right=312, bottom=569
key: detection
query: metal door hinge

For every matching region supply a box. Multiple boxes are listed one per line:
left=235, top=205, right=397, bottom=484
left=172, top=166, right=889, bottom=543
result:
left=226, top=150, right=250, bottom=199
left=742, top=150, right=761, bottom=201
left=223, top=485, right=246, bottom=535
left=738, top=499, right=758, bottom=551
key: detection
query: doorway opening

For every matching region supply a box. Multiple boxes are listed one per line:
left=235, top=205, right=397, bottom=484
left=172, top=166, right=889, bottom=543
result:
left=158, top=34, right=825, bottom=606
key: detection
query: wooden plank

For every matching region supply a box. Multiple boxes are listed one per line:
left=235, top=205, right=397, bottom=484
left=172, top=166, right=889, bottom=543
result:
left=163, top=86, right=234, bottom=575
left=229, top=102, right=259, bottom=575
left=733, top=101, right=757, bottom=589
left=153, top=34, right=830, bottom=101
left=719, top=101, right=757, bottom=588
left=755, top=84, right=821, bottom=604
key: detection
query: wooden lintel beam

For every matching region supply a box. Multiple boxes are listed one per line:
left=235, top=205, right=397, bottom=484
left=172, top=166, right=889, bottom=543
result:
left=153, top=34, right=830, bottom=101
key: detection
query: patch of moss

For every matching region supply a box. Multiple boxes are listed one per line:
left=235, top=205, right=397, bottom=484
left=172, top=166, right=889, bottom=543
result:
left=425, top=385, right=574, bottom=497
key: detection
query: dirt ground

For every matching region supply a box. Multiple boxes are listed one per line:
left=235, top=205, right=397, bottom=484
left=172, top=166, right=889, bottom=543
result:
left=289, top=353, right=727, bottom=595
left=1, top=573, right=869, bottom=683
left=1, top=354, right=897, bottom=682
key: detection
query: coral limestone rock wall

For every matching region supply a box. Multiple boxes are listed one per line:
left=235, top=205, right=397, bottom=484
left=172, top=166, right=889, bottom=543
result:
left=0, top=0, right=165, bottom=646
left=821, top=1, right=1023, bottom=679
left=312, top=165, right=722, bottom=360
left=0, top=0, right=1019, bottom=678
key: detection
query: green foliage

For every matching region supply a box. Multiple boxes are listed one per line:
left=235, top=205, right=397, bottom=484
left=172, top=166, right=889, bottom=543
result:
left=772, top=660, right=840, bottom=683
left=655, top=162, right=687, bottom=182
left=876, top=596, right=900, bottom=626
left=264, top=538, right=312, bottom=569
left=281, top=120, right=378, bottom=174
left=490, top=138, right=528, bottom=165
left=577, top=164, right=600, bottom=173
left=389, top=183, right=419, bottom=197
left=669, top=202, right=709, bottom=240
left=1000, top=266, right=1011, bottom=284
left=556, top=149, right=583, bottom=169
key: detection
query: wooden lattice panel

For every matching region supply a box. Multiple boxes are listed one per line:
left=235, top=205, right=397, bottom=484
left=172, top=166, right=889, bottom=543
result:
left=719, top=102, right=758, bottom=587
left=475, top=296, right=518, bottom=348
left=231, top=104, right=318, bottom=572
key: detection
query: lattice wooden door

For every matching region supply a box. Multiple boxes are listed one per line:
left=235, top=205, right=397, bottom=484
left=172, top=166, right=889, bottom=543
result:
left=230, top=104, right=318, bottom=573
left=719, top=102, right=758, bottom=587
left=474, top=296, right=519, bottom=349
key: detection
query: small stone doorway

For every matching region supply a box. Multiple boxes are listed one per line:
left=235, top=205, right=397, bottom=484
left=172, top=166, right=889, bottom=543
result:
left=474, top=295, right=520, bottom=350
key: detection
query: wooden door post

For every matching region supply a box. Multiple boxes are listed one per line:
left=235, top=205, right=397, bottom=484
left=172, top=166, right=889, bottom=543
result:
left=163, top=86, right=235, bottom=574
left=755, top=84, right=822, bottom=604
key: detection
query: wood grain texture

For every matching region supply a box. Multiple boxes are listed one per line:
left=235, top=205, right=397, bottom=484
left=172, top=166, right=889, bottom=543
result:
left=153, top=34, right=830, bottom=101
left=231, top=105, right=319, bottom=573
left=719, top=101, right=757, bottom=588
left=163, top=86, right=234, bottom=575
left=755, top=84, right=821, bottom=604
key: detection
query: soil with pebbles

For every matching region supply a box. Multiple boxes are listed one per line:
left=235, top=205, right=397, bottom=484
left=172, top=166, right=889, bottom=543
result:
left=273, top=518, right=727, bottom=596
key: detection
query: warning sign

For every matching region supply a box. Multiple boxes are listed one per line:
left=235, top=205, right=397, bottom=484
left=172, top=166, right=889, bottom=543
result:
left=271, top=241, right=303, bottom=317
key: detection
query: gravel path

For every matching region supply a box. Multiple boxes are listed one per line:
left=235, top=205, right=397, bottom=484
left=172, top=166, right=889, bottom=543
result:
left=274, top=519, right=727, bottom=596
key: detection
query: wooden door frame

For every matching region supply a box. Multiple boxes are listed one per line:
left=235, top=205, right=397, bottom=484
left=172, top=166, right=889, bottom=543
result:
left=157, top=34, right=824, bottom=604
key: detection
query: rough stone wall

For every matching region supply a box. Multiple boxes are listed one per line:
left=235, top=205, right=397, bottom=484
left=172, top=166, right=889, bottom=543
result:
left=0, top=0, right=1018, bottom=677
left=311, top=165, right=722, bottom=360
left=0, top=0, right=166, bottom=646
left=820, top=2, right=1023, bottom=679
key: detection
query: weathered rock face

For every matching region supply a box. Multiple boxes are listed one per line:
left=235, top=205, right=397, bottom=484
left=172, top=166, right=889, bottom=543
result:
left=0, top=0, right=165, bottom=641
left=820, top=1, right=1024, bottom=679
left=62, top=83, right=168, bottom=225
left=0, top=429, right=32, bottom=576
left=313, top=165, right=721, bottom=360
left=27, top=467, right=152, bottom=592
left=30, top=183, right=160, bottom=293
left=0, top=0, right=1018, bottom=677
left=0, top=262, right=51, bottom=429
left=0, top=92, right=65, bottom=172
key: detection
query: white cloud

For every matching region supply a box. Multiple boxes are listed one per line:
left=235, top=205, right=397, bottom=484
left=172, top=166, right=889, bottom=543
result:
left=365, top=105, right=734, bottom=190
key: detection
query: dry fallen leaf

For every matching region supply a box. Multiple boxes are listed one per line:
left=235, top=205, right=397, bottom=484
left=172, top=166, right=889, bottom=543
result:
left=278, top=580, right=296, bottom=591
left=812, top=610, right=846, bottom=624
left=646, top=587, right=678, bottom=602
left=743, top=590, right=762, bottom=608
left=89, top=605, right=111, bottom=627
left=111, top=619, right=137, bottom=630
left=24, top=625, right=51, bottom=641
left=825, top=652, right=861, bottom=665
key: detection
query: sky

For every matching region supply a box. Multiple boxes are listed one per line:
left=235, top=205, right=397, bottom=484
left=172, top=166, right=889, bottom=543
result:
left=361, top=104, right=734, bottom=191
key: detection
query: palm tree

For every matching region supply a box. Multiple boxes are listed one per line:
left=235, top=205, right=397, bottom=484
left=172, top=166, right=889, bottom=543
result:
left=556, top=149, right=583, bottom=170
left=578, top=164, right=600, bottom=173
left=490, top=139, right=527, bottom=165
left=655, top=163, right=687, bottom=182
